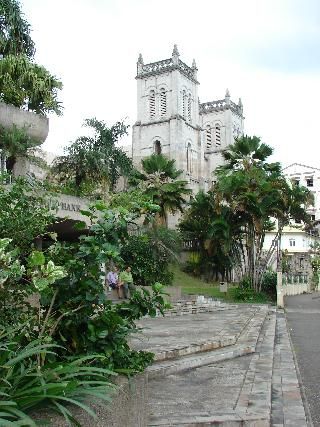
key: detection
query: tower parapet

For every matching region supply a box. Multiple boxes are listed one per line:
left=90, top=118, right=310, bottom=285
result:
left=136, top=45, right=198, bottom=83
left=199, top=98, right=243, bottom=117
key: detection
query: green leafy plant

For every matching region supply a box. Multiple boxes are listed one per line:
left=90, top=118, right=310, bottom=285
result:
left=214, top=135, right=313, bottom=291
left=51, top=118, right=132, bottom=196
left=0, top=54, right=62, bottom=115
left=41, top=202, right=169, bottom=372
left=0, top=176, right=56, bottom=255
left=261, top=270, right=277, bottom=301
left=130, top=154, right=191, bottom=227
left=121, top=227, right=181, bottom=286
left=0, top=125, right=46, bottom=174
left=0, top=337, right=115, bottom=426
left=0, top=0, right=35, bottom=58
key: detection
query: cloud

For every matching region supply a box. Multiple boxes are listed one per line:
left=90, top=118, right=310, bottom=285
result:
left=20, top=0, right=320, bottom=169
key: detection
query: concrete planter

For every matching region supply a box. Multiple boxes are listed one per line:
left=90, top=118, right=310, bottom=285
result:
left=32, top=373, right=149, bottom=427
left=0, top=102, right=49, bottom=144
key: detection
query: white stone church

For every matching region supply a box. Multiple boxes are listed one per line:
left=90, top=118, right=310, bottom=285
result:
left=131, top=45, right=244, bottom=193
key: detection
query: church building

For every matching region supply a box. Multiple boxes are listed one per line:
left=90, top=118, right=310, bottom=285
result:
left=132, top=45, right=244, bottom=194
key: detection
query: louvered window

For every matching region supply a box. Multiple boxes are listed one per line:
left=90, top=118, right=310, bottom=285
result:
left=215, top=124, right=221, bottom=146
left=160, top=88, right=166, bottom=117
left=154, top=140, right=162, bottom=155
left=188, top=95, right=192, bottom=122
left=182, top=90, right=187, bottom=118
left=187, top=143, right=192, bottom=173
left=206, top=125, right=212, bottom=149
left=149, top=90, right=156, bottom=119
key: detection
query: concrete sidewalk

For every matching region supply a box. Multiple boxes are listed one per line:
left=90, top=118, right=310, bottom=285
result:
left=132, top=301, right=307, bottom=426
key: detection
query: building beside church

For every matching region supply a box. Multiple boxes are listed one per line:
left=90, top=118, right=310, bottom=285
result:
left=132, top=45, right=244, bottom=193
left=263, top=163, right=320, bottom=277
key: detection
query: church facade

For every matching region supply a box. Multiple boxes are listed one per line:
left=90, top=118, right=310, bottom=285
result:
left=132, top=45, right=244, bottom=193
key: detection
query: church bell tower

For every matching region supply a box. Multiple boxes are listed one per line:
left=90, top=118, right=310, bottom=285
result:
left=132, top=45, right=203, bottom=193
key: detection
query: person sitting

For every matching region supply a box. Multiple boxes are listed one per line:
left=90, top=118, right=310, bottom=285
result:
left=106, top=266, right=121, bottom=299
left=119, top=266, right=135, bottom=299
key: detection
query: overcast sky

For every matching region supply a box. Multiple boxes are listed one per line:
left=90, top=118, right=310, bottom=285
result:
left=22, top=0, right=320, bottom=167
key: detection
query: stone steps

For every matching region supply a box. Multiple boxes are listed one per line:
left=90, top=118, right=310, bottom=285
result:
left=147, top=307, right=268, bottom=379
left=147, top=309, right=276, bottom=426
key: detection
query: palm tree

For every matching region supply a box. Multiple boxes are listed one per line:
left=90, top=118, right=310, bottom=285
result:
left=179, top=190, right=244, bottom=281
left=216, top=135, right=313, bottom=291
left=51, top=118, right=132, bottom=197
left=131, top=154, right=191, bottom=227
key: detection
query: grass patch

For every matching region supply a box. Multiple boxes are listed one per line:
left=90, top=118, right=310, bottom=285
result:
left=171, top=265, right=227, bottom=300
left=171, top=265, right=271, bottom=304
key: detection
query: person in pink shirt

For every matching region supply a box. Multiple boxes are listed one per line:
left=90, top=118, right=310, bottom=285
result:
left=106, top=266, right=121, bottom=299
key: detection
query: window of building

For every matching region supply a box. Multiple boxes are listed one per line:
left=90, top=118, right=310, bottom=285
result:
left=310, top=214, right=316, bottom=221
left=306, top=177, right=314, bottom=187
left=215, top=124, right=221, bottom=146
left=188, top=94, right=192, bottom=122
left=299, top=258, right=304, bottom=268
left=154, top=140, right=162, bottom=155
left=149, top=90, right=156, bottom=119
left=292, top=179, right=299, bottom=186
left=160, top=88, right=166, bottom=117
left=289, top=238, right=296, bottom=247
left=206, top=125, right=212, bottom=149
left=182, top=90, right=187, bottom=118
left=186, top=143, right=192, bottom=173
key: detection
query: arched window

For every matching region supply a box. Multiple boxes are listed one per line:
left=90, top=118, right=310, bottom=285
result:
left=182, top=90, right=187, bottom=118
left=149, top=90, right=156, bottom=119
left=206, top=125, right=212, bottom=149
left=215, top=124, right=221, bottom=146
left=186, top=143, right=192, bottom=173
left=160, top=88, right=167, bottom=117
left=188, top=94, right=192, bottom=122
left=154, top=140, right=162, bottom=155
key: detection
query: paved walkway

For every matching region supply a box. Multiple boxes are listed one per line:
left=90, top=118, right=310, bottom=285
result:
left=286, top=292, right=320, bottom=427
left=132, top=301, right=307, bottom=426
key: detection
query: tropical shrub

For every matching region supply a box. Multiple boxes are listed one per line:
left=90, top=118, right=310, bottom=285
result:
left=0, top=196, right=169, bottom=423
left=179, top=190, right=242, bottom=281
left=0, top=336, right=115, bottom=426
left=0, top=176, right=56, bottom=255
left=121, top=227, right=181, bottom=286
left=0, top=54, right=62, bottom=115
left=261, top=270, right=277, bottom=301
left=51, top=118, right=132, bottom=196
left=228, top=277, right=269, bottom=303
left=39, top=202, right=168, bottom=371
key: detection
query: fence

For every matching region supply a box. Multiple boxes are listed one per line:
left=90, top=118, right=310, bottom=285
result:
left=281, top=273, right=311, bottom=297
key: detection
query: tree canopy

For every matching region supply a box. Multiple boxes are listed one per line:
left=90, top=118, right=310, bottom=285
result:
left=180, top=135, right=313, bottom=290
left=130, top=154, right=191, bottom=227
left=0, top=0, right=35, bottom=58
left=51, top=118, right=133, bottom=197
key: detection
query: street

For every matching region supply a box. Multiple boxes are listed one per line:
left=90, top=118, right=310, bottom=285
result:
left=286, top=292, right=320, bottom=427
